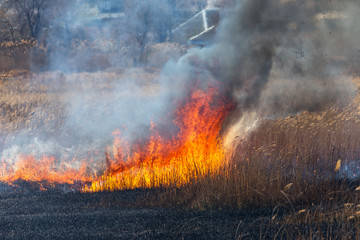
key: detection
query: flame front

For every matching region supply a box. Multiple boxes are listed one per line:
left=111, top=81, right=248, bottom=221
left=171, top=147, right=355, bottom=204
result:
left=84, top=86, right=232, bottom=192
left=0, top=155, right=92, bottom=185
left=0, top=86, right=232, bottom=191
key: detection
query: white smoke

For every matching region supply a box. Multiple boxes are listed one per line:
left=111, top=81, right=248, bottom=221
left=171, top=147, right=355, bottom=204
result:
left=1, top=0, right=359, bottom=179
left=206, top=0, right=217, bottom=8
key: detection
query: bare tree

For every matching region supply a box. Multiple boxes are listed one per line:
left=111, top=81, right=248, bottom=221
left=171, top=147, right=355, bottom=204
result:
left=3, top=0, right=48, bottom=39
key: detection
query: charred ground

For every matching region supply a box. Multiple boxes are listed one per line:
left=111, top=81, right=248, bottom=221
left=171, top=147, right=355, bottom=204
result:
left=0, top=183, right=359, bottom=240
left=0, top=187, right=269, bottom=240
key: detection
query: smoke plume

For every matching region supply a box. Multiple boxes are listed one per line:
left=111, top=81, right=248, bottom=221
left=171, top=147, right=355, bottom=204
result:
left=211, top=0, right=356, bottom=118
left=2, top=0, right=359, bottom=172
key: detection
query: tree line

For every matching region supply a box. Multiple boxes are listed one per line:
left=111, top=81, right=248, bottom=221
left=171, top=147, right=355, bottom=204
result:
left=0, top=0, right=209, bottom=43
left=0, top=0, right=222, bottom=71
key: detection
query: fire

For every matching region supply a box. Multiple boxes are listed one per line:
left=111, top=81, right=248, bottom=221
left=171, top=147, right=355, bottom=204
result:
left=0, top=155, right=92, bottom=185
left=84, top=86, right=233, bottom=192
left=0, top=85, right=233, bottom=191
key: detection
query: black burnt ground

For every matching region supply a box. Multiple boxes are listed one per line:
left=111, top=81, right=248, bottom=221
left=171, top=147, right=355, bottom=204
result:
left=0, top=189, right=250, bottom=240
left=0, top=186, right=359, bottom=239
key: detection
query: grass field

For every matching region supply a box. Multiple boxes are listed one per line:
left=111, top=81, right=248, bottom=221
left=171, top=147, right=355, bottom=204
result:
left=0, top=70, right=359, bottom=239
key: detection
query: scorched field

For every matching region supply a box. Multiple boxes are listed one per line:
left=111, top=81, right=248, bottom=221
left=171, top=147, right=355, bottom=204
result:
left=1, top=0, right=360, bottom=239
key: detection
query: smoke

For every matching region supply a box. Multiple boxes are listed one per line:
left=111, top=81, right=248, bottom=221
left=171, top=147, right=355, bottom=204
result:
left=2, top=0, right=359, bottom=174
left=206, top=0, right=234, bottom=9
left=40, top=0, right=176, bottom=72
left=71, top=0, right=357, bottom=141
left=206, top=0, right=218, bottom=8
left=213, top=0, right=357, bottom=118
left=167, top=0, right=358, bottom=142
left=257, top=1, right=359, bottom=117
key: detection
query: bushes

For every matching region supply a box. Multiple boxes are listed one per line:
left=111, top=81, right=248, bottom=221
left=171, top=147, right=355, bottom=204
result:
left=0, top=39, right=37, bottom=71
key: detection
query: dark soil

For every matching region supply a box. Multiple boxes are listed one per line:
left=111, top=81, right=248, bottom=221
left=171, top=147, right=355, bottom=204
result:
left=0, top=185, right=358, bottom=240
left=0, top=188, right=274, bottom=240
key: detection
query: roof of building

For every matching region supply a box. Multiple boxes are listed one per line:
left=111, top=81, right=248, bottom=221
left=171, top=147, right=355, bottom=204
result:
left=172, top=8, right=220, bottom=45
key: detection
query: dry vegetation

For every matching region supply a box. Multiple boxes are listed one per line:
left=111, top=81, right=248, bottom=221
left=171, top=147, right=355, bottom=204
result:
left=0, top=69, right=157, bottom=134
left=0, top=38, right=188, bottom=72
left=143, top=84, right=360, bottom=238
left=0, top=40, right=37, bottom=71
left=144, top=93, right=359, bottom=239
left=0, top=71, right=360, bottom=239
left=139, top=90, right=360, bottom=207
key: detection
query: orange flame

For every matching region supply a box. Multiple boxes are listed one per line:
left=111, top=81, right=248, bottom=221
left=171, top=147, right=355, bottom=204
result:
left=0, top=86, right=233, bottom=191
left=84, top=86, right=233, bottom=192
left=0, top=155, right=92, bottom=185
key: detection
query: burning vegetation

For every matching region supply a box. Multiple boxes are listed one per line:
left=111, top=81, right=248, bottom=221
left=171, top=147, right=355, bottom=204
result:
left=0, top=75, right=234, bottom=191
left=0, top=0, right=360, bottom=238
left=86, top=86, right=233, bottom=191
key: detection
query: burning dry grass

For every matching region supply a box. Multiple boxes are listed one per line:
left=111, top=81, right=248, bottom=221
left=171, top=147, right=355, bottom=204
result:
left=157, top=103, right=360, bottom=208
left=0, top=70, right=159, bottom=184
left=83, top=86, right=232, bottom=192
left=0, top=71, right=360, bottom=238
left=143, top=94, right=360, bottom=238
left=1, top=72, right=359, bottom=203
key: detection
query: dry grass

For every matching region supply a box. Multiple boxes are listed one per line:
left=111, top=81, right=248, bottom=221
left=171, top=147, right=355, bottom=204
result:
left=1, top=72, right=359, bottom=207
left=1, top=71, right=360, bottom=238
left=140, top=90, right=360, bottom=238
left=0, top=70, right=158, bottom=136
left=147, top=101, right=360, bottom=209
left=0, top=74, right=61, bottom=137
